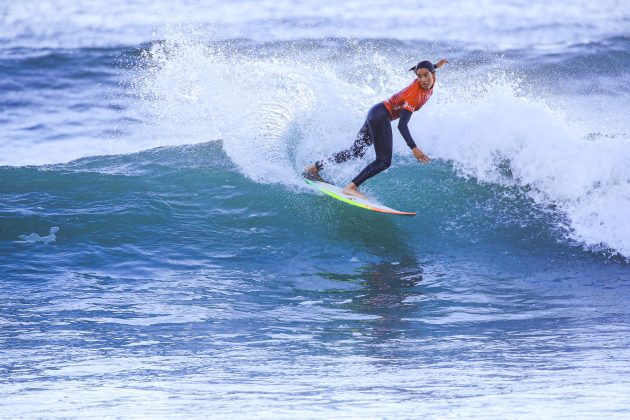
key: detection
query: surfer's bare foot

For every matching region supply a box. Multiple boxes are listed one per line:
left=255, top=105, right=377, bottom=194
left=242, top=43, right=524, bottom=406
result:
left=304, top=164, right=319, bottom=175
left=303, top=164, right=325, bottom=182
left=343, top=183, right=367, bottom=199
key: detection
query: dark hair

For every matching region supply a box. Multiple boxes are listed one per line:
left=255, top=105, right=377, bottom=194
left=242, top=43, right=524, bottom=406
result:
left=409, top=61, right=435, bottom=73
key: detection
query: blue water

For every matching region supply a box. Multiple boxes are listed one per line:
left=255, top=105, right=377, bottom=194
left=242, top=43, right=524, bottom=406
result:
left=2, top=1, right=630, bottom=418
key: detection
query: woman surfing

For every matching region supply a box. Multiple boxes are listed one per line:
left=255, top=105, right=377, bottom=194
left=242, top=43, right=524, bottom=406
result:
left=304, top=58, right=448, bottom=199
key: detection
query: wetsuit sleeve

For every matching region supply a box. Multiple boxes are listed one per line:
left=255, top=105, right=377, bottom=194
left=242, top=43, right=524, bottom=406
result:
left=397, top=109, right=417, bottom=149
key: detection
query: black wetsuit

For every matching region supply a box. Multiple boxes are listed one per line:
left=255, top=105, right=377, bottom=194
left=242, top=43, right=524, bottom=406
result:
left=315, top=102, right=416, bottom=187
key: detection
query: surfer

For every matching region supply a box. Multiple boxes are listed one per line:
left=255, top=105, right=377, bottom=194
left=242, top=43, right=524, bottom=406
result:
left=304, top=59, right=448, bottom=199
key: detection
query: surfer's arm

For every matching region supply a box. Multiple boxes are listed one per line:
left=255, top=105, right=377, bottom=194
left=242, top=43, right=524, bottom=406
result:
left=399, top=110, right=430, bottom=164
left=397, top=109, right=417, bottom=149
left=434, top=58, right=449, bottom=69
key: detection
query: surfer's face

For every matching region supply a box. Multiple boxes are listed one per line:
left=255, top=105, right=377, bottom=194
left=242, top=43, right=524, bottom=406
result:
left=416, top=68, right=433, bottom=91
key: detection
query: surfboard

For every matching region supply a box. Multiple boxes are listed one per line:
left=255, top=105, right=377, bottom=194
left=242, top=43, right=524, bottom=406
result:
left=303, top=177, right=416, bottom=216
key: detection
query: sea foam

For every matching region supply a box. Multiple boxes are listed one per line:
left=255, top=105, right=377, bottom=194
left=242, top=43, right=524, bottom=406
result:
left=421, top=73, right=630, bottom=258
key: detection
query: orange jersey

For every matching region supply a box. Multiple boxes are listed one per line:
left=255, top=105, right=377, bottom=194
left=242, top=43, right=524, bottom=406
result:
left=383, top=79, right=434, bottom=120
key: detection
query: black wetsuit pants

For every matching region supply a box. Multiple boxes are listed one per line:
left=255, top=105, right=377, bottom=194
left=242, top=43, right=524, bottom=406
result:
left=315, top=102, right=392, bottom=187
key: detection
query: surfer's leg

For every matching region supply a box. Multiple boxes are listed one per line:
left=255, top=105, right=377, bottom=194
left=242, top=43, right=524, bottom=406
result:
left=350, top=103, right=392, bottom=187
left=330, top=122, right=372, bottom=165
left=305, top=122, right=371, bottom=181
left=310, top=121, right=372, bottom=174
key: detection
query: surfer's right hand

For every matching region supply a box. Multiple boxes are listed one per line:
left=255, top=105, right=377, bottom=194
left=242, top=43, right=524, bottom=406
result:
left=412, top=147, right=431, bottom=164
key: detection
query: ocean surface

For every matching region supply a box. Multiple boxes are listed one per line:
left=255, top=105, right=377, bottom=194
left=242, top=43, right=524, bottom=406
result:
left=1, top=0, right=630, bottom=418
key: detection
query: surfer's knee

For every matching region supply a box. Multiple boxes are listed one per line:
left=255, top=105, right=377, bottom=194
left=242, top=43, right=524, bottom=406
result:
left=377, top=157, right=391, bottom=170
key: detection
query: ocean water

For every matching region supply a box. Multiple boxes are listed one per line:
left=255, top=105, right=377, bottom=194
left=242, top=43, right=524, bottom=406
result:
left=1, top=0, right=630, bottom=418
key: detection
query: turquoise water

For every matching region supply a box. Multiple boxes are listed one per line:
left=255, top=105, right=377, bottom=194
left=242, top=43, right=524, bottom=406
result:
left=3, top=144, right=629, bottom=417
left=2, top=1, right=630, bottom=417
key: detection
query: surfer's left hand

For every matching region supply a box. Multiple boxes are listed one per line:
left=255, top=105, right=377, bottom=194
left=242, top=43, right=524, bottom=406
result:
left=412, top=147, right=430, bottom=164
left=435, top=59, right=449, bottom=68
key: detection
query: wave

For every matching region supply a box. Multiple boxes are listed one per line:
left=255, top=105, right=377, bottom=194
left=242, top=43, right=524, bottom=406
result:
left=0, top=140, right=625, bottom=264
left=1, top=33, right=628, bottom=259
left=128, top=36, right=630, bottom=259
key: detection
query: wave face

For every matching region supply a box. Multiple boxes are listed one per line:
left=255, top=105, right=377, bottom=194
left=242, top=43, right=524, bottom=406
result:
left=1, top=1, right=630, bottom=418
